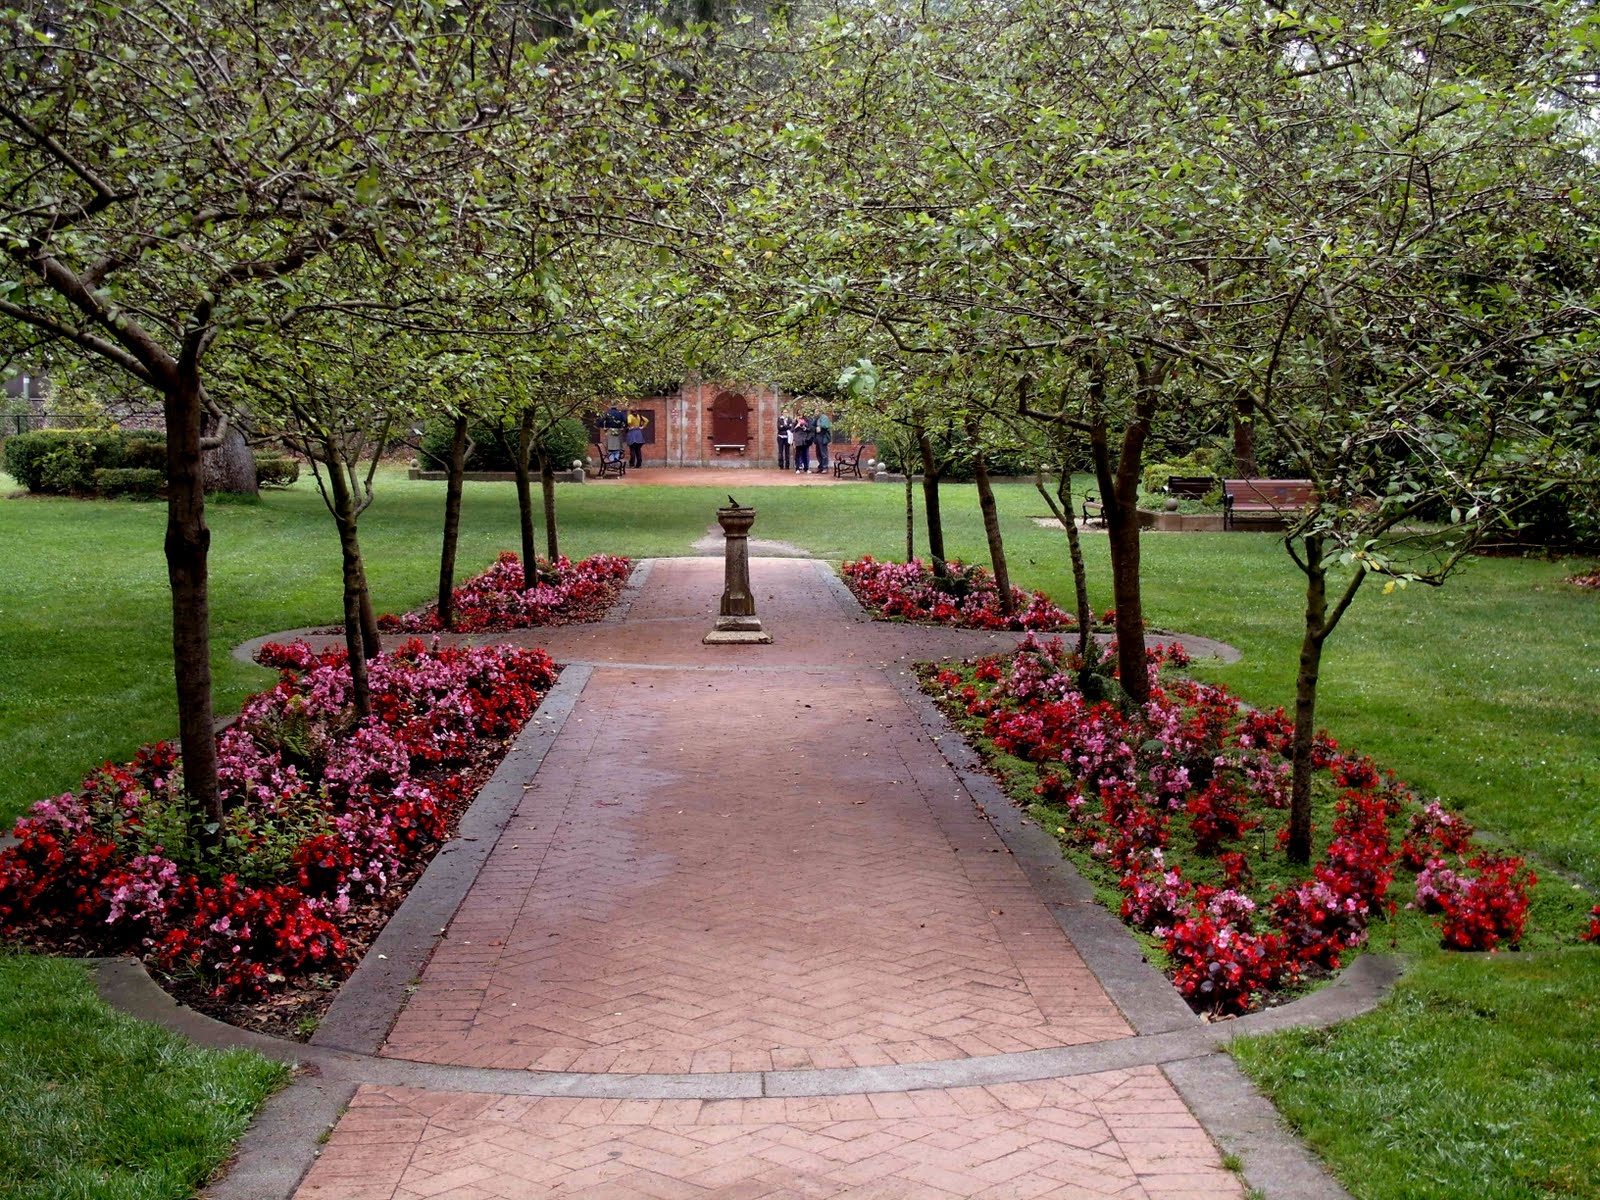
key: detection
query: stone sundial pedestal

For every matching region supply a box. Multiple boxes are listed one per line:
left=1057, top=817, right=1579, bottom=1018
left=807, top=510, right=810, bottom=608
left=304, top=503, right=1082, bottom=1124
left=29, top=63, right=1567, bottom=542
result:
left=703, top=502, right=773, bottom=645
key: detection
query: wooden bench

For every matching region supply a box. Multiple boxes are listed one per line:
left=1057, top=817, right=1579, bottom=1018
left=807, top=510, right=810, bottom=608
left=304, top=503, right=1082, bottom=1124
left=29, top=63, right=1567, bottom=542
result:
left=1223, top=478, right=1315, bottom=530
left=832, top=446, right=866, bottom=478
left=1081, top=492, right=1106, bottom=527
left=593, top=443, right=626, bottom=478
left=1166, top=475, right=1219, bottom=500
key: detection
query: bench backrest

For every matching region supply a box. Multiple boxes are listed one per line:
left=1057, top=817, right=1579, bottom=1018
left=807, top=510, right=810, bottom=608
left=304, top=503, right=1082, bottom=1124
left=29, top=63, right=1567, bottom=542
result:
left=1223, top=478, right=1316, bottom=507
left=1166, top=475, right=1218, bottom=499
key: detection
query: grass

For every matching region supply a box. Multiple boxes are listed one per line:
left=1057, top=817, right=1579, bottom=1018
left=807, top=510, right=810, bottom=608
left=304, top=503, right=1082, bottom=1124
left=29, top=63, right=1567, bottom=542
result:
left=0, top=951, right=288, bottom=1200
left=1231, top=952, right=1600, bottom=1199
left=0, top=466, right=1597, bottom=1197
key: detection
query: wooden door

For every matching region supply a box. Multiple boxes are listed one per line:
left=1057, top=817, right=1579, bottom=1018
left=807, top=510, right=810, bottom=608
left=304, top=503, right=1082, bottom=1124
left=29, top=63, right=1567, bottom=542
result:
left=710, top=392, right=750, bottom=451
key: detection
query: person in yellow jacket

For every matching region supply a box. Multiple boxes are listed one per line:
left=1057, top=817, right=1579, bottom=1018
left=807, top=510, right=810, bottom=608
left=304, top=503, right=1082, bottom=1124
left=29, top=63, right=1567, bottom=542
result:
left=626, top=412, right=647, bottom=469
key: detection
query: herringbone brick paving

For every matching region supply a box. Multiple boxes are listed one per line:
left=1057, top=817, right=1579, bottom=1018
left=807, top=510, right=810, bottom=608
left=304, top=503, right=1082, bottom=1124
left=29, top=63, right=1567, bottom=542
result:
left=382, top=651, right=1129, bottom=1072
left=297, top=1070, right=1239, bottom=1199
left=295, top=558, right=1242, bottom=1198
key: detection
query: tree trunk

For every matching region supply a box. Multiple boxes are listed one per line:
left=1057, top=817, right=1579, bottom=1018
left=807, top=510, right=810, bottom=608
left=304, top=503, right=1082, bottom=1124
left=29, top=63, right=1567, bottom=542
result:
left=358, top=578, right=380, bottom=661
left=515, top=408, right=538, bottom=588
left=323, top=453, right=372, bottom=719
left=1089, top=360, right=1163, bottom=704
left=904, top=466, right=915, bottom=561
left=897, top=429, right=915, bottom=559
left=1287, top=535, right=1327, bottom=865
left=916, top=423, right=947, bottom=574
left=1044, top=462, right=1094, bottom=659
left=969, top=418, right=1013, bottom=615
left=437, top=412, right=470, bottom=630
left=540, top=452, right=559, bottom=561
left=1233, top=395, right=1259, bottom=477
left=201, top=416, right=259, bottom=495
left=164, top=368, right=222, bottom=829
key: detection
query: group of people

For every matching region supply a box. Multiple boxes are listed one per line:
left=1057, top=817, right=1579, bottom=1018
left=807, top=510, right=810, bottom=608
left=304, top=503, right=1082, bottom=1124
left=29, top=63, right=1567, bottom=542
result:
left=776, top=411, right=833, bottom=474
left=598, top=407, right=649, bottom=469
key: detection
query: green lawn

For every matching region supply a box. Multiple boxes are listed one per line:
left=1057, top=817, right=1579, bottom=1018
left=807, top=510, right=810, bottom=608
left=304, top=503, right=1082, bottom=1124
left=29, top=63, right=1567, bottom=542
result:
left=0, top=468, right=1597, bottom=1198
left=1232, top=952, right=1600, bottom=1199
left=0, top=952, right=287, bottom=1200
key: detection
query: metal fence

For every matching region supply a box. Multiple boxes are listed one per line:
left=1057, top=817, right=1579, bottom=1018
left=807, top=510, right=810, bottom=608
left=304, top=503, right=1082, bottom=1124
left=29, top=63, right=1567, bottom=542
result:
left=2, top=412, right=46, bottom=437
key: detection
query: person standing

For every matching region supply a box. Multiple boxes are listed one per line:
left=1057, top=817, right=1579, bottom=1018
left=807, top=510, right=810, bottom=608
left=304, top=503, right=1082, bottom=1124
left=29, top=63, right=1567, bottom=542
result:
left=626, top=411, right=647, bottom=469
left=776, top=413, right=792, bottom=470
left=793, top=416, right=812, bottom=474
left=812, top=410, right=832, bottom=473
left=600, top=405, right=626, bottom=469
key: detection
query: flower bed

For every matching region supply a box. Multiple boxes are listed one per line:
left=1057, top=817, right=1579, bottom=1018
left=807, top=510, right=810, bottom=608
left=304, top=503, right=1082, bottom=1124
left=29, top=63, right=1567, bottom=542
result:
left=379, top=551, right=631, bottom=633
left=0, top=638, right=557, bottom=1025
left=925, top=634, right=1541, bottom=1015
left=842, top=555, right=1079, bottom=631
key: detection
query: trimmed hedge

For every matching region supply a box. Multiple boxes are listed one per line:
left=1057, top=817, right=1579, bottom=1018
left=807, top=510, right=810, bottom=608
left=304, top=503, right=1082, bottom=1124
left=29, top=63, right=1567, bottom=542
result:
left=2, top=429, right=176, bottom=496
left=3, top=430, right=127, bottom=493
left=419, top=415, right=588, bottom=474
left=253, top=454, right=300, bottom=489
left=1142, top=448, right=1227, bottom=499
left=121, top=430, right=168, bottom=470
left=93, top=468, right=165, bottom=499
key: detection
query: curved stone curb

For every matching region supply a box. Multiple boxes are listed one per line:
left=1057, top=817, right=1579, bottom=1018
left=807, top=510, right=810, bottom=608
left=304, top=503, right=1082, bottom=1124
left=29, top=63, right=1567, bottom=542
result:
left=599, top=556, right=654, bottom=623
left=94, top=953, right=1400, bottom=1100
left=1156, top=628, right=1244, bottom=664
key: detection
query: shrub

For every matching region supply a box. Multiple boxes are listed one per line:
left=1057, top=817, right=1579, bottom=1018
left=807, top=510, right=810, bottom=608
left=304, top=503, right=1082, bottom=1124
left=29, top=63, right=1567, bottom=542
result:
left=93, top=467, right=164, bottom=499
left=3, top=429, right=173, bottom=494
left=542, top=417, right=589, bottom=469
left=121, top=430, right=168, bottom=470
left=419, top=416, right=588, bottom=473
left=3, top=429, right=126, bottom=493
left=419, top=416, right=514, bottom=471
left=1141, top=447, right=1225, bottom=496
left=253, top=454, right=300, bottom=488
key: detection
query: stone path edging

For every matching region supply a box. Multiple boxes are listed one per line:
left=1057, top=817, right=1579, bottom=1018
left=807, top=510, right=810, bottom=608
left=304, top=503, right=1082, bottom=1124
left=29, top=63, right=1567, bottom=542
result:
left=95, top=952, right=1399, bottom=1100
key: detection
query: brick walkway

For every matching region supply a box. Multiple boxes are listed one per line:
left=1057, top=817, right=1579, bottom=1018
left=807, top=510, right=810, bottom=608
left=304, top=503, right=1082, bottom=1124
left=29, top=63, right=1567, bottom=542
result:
left=295, top=558, right=1242, bottom=1199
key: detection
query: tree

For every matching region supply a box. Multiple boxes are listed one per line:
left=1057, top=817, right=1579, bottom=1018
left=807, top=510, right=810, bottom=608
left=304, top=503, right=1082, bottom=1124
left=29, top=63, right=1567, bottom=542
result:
left=1172, top=0, right=1600, bottom=861
left=0, top=0, right=709, bottom=824
left=221, top=298, right=421, bottom=714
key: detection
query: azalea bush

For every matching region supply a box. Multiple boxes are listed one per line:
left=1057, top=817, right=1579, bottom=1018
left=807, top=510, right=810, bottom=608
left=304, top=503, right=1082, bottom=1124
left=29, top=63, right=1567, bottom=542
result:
left=379, top=551, right=631, bottom=633
left=842, top=555, right=1077, bottom=631
left=0, top=639, right=557, bottom=1000
left=925, top=633, right=1541, bottom=1015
